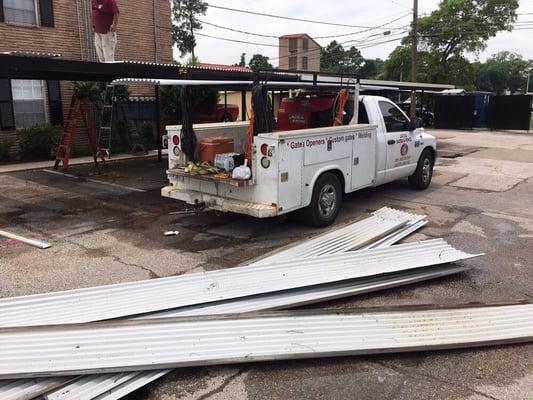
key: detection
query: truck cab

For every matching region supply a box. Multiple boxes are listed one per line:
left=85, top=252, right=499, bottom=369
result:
left=163, top=92, right=436, bottom=227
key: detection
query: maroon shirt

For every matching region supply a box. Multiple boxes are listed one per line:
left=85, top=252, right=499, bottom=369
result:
left=92, top=0, right=119, bottom=34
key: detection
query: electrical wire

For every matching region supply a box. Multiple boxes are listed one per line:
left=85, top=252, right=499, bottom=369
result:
left=206, top=3, right=405, bottom=30
left=198, top=12, right=411, bottom=40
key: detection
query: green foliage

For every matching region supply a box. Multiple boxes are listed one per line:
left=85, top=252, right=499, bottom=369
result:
left=160, top=57, right=219, bottom=118
left=73, top=81, right=107, bottom=102
left=417, top=0, right=519, bottom=62
left=139, top=122, right=155, bottom=150
left=360, top=58, right=384, bottom=79
left=0, top=137, right=14, bottom=162
left=160, top=86, right=220, bottom=117
left=473, top=52, right=530, bottom=94
left=73, top=82, right=130, bottom=104
left=171, top=0, right=207, bottom=57
left=320, top=41, right=364, bottom=74
left=18, top=124, right=60, bottom=160
left=236, top=53, right=246, bottom=67
left=249, top=54, right=273, bottom=70
left=382, top=45, right=474, bottom=90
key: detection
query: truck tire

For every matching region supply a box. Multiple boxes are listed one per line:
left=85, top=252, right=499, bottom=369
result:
left=304, top=172, right=343, bottom=227
left=221, top=113, right=233, bottom=122
left=408, top=149, right=434, bottom=190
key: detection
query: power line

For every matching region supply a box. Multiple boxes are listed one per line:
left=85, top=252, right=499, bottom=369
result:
left=195, top=33, right=280, bottom=47
left=199, top=13, right=411, bottom=41
left=206, top=3, right=405, bottom=30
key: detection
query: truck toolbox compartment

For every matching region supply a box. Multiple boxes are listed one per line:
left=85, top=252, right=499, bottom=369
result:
left=199, top=136, right=234, bottom=164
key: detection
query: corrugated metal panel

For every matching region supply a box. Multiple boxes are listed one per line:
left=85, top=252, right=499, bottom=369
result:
left=0, top=239, right=480, bottom=328
left=0, top=377, right=70, bottom=400
left=44, top=373, right=140, bottom=400
left=93, top=370, right=170, bottom=400
left=3, top=208, right=426, bottom=396
left=0, top=303, right=531, bottom=379
left=32, top=210, right=431, bottom=399
left=255, top=207, right=424, bottom=264
left=143, top=265, right=468, bottom=319
left=32, top=265, right=469, bottom=400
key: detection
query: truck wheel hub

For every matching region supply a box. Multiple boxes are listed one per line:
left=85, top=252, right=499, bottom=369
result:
left=319, top=185, right=336, bottom=216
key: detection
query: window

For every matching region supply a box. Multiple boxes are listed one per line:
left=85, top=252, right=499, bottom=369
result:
left=378, top=101, right=409, bottom=132
left=289, top=38, right=297, bottom=52
left=3, top=0, right=37, bottom=24
left=288, top=56, right=297, bottom=70
left=11, top=80, right=46, bottom=128
left=301, top=56, right=308, bottom=70
left=302, top=38, right=309, bottom=51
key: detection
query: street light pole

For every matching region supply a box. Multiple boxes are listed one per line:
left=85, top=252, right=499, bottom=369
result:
left=410, top=0, right=418, bottom=119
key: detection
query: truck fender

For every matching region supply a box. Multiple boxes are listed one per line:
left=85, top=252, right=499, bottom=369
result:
left=302, top=165, right=347, bottom=208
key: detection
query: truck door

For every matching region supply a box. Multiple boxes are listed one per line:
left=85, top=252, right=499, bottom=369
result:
left=377, top=100, right=417, bottom=182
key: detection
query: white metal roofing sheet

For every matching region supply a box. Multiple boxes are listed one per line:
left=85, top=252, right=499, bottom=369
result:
left=0, top=303, right=530, bottom=379
left=0, top=239, right=480, bottom=328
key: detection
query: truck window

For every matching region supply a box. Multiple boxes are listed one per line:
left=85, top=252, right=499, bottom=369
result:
left=378, top=101, right=409, bottom=132
left=358, top=102, right=369, bottom=124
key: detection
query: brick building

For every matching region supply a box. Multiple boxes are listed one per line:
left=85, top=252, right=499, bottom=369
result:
left=0, top=0, right=173, bottom=154
left=278, top=33, right=321, bottom=72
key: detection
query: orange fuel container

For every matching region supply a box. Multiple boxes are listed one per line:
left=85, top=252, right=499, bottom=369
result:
left=199, top=136, right=234, bottom=164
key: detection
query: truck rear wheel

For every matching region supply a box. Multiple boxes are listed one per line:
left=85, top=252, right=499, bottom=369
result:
left=304, top=172, right=343, bottom=227
left=408, top=149, right=434, bottom=190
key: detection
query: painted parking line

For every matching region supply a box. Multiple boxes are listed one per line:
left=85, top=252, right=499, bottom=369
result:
left=42, top=169, right=146, bottom=193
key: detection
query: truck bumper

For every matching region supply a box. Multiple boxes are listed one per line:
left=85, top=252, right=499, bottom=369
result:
left=161, top=186, right=278, bottom=218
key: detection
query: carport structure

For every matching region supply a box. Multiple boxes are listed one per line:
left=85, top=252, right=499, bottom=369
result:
left=0, top=53, right=454, bottom=166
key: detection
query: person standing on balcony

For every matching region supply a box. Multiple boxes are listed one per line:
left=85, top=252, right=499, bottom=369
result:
left=92, top=0, right=120, bottom=62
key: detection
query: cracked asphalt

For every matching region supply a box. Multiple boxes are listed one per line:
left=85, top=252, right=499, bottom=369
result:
left=0, top=129, right=532, bottom=399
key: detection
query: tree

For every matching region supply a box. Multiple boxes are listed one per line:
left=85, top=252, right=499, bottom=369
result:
left=474, top=52, right=530, bottom=94
left=382, top=45, right=475, bottom=89
left=171, top=0, right=207, bottom=57
left=248, top=54, right=273, bottom=70
left=359, top=58, right=384, bottom=79
left=417, top=0, right=519, bottom=63
left=160, top=57, right=219, bottom=117
left=320, top=41, right=364, bottom=74
left=236, top=53, right=246, bottom=67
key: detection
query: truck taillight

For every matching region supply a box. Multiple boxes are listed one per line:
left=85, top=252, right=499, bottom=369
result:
left=260, top=143, right=269, bottom=156
left=172, top=135, right=180, bottom=146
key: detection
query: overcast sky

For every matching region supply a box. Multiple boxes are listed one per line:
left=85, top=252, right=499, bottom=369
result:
left=178, top=0, right=533, bottom=66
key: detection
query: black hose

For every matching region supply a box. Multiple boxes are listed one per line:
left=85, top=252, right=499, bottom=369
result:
left=251, top=83, right=275, bottom=135
left=180, top=86, right=197, bottom=160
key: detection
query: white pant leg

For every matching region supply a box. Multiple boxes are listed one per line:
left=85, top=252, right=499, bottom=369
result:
left=101, top=32, right=117, bottom=62
left=94, top=33, right=105, bottom=63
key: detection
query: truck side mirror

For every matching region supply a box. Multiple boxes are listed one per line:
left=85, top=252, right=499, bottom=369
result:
left=408, top=117, right=423, bottom=131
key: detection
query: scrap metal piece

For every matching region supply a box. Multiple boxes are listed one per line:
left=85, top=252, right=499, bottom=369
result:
left=44, top=373, right=141, bottom=400
left=0, top=239, right=480, bottom=328
left=92, top=370, right=170, bottom=400
left=0, top=377, right=70, bottom=400
left=0, top=230, right=51, bottom=249
left=30, top=264, right=469, bottom=400
left=28, top=208, right=431, bottom=399
left=0, top=302, right=531, bottom=379
left=255, top=207, right=425, bottom=264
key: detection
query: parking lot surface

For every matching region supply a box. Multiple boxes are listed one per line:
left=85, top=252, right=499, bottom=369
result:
left=0, top=129, right=532, bottom=400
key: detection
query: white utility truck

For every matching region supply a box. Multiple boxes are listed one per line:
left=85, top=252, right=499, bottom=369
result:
left=160, top=82, right=436, bottom=227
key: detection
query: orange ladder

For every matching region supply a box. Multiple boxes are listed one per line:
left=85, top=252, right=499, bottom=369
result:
left=54, top=95, right=106, bottom=171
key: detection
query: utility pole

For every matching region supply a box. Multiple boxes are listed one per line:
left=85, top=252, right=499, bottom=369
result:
left=410, top=0, right=418, bottom=119
left=190, top=13, right=195, bottom=59
left=527, top=69, right=531, bottom=94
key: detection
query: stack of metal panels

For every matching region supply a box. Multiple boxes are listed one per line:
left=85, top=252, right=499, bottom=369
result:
left=0, top=207, right=493, bottom=400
